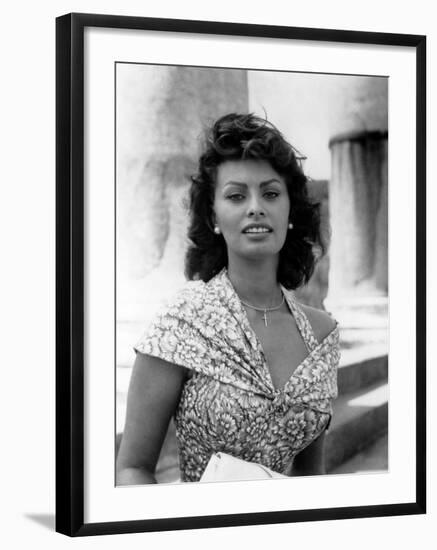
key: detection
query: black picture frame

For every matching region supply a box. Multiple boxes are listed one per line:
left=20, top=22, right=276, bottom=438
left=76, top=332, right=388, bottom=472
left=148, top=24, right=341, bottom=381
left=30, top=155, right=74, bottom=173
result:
left=56, top=12, right=426, bottom=537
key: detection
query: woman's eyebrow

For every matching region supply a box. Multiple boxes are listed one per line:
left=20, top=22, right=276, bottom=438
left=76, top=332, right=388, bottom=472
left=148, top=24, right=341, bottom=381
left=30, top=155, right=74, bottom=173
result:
left=223, top=179, right=281, bottom=188
left=260, top=179, right=282, bottom=188
left=223, top=181, right=247, bottom=188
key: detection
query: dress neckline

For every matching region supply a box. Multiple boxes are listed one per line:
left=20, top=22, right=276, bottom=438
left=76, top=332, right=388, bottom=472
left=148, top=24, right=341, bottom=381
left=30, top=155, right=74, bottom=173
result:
left=216, top=268, right=336, bottom=393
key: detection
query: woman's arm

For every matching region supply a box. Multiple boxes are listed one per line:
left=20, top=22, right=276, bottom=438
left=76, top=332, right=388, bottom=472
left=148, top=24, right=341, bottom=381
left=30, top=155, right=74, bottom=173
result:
left=290, top=430, right=327, bottom=476
left=116, top=352, right=187, bottom=485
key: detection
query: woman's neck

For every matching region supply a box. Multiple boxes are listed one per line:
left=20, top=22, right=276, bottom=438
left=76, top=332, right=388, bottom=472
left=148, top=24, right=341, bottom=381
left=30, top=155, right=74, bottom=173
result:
left=226, top=255, right=282, bottom=307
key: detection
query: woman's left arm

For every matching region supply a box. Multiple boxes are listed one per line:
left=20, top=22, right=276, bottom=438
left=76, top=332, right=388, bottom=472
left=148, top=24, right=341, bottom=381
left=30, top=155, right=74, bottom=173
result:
left=290, top=430, right=327, bottom=476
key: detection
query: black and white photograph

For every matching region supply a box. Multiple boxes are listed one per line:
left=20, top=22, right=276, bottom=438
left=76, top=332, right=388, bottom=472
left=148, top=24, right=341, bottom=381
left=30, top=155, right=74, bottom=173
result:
left=53, top=11, right=425, bottom=538
left=3, top=0, right=436, bottom=545
left=115, top=64, right=389, bottom=485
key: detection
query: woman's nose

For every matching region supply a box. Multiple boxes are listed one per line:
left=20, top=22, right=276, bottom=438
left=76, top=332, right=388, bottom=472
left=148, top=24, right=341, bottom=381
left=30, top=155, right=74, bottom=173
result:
left=247, top=197, right=265, bottom=217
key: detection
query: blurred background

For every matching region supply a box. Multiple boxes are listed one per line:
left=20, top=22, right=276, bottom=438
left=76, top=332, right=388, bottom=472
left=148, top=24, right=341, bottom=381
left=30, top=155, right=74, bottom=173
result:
left=115, top=63, right=388, bottom=482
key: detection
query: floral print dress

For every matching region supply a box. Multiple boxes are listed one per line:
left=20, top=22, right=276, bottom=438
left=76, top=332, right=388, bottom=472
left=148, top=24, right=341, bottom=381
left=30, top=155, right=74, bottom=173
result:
left=134, top=269, right=340, bottom=482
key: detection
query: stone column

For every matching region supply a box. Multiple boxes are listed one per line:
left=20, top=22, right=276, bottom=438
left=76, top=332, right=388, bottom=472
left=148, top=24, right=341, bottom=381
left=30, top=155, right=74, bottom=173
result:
left=328, top=132, right=388, bottom=297
left=325, top=77, right=388, bottom=329
left=116, top=64, right=248, bottom=365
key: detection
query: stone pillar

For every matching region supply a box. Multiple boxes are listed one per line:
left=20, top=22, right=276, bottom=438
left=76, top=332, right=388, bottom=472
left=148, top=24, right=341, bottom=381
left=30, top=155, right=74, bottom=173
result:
left=325, top=78, right=388, bottom=329
left=116, top=64, right=248, bottom=363
left=117, top=64, right=248, bottom=318
left=328, top=131, right=388, bottom=298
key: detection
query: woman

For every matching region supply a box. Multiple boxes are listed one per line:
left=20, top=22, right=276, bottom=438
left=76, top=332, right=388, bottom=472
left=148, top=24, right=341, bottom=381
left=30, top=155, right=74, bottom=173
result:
left=116, top=113, right=340, bottom=485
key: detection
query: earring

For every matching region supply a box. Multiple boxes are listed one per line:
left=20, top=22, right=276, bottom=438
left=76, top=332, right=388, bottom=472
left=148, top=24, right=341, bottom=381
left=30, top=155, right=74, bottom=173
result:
left=214, top=225, right=221, bottom=235
left=288, top=222, right=294, bottom=230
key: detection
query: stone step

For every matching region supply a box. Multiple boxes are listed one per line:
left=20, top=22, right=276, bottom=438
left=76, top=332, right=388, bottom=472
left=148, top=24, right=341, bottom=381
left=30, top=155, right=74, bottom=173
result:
left=337, top=353, right=388, bottom=395
left=329, top=431, right=388, bottom=475
left=326, top=380, right=388, bottom=472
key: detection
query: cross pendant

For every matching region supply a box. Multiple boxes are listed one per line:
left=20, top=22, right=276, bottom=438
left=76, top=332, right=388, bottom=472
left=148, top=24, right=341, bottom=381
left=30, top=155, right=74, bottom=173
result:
left=262, top=310, right=268, bottom=327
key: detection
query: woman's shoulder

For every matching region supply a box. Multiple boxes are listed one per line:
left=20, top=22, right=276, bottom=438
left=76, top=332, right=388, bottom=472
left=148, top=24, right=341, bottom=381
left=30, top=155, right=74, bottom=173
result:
left=174, top=271, right=230, bottom=303
left=154, top=276, right=220, bottom=319
left=135, top=279, right=210, bottom=352
left=298, top=303, right=338, bottom=343
left=171, top=278, right=208, bottom=302
left=148, top=270, right=231, bottom=330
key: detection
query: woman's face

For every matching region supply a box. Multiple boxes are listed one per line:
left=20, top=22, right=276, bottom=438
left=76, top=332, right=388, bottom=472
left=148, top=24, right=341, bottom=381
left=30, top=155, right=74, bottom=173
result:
left=213, top=159, right=290, bottom=263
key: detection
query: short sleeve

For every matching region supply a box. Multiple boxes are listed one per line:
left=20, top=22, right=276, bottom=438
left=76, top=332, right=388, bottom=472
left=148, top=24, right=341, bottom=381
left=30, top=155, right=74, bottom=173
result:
left=133, top=282, right=213, bottom=375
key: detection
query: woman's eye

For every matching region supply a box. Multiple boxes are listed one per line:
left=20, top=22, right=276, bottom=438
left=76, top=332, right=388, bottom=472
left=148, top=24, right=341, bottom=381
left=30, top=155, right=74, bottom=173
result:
left=264, top=191, right=279, bottom=199
left=227, top=193, right=245, bottom=201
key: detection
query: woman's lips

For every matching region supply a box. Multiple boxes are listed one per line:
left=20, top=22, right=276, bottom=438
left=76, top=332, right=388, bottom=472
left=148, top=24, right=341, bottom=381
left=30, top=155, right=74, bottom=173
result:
left=242, top=224, right=273, bottom=234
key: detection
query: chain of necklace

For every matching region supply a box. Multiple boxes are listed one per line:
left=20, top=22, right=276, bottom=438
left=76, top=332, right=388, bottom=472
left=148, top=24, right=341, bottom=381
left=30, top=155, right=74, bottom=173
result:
left=240, top=294, right=285, bottom=327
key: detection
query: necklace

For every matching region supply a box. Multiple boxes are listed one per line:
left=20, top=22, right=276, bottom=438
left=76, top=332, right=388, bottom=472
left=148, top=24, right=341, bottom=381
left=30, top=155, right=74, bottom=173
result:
left=240, top=294, right=285, bottom=327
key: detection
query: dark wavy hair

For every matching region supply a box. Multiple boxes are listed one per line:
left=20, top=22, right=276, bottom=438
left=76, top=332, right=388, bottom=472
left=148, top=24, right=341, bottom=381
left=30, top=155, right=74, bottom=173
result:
left=185, top=113, right=325, bottom=290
